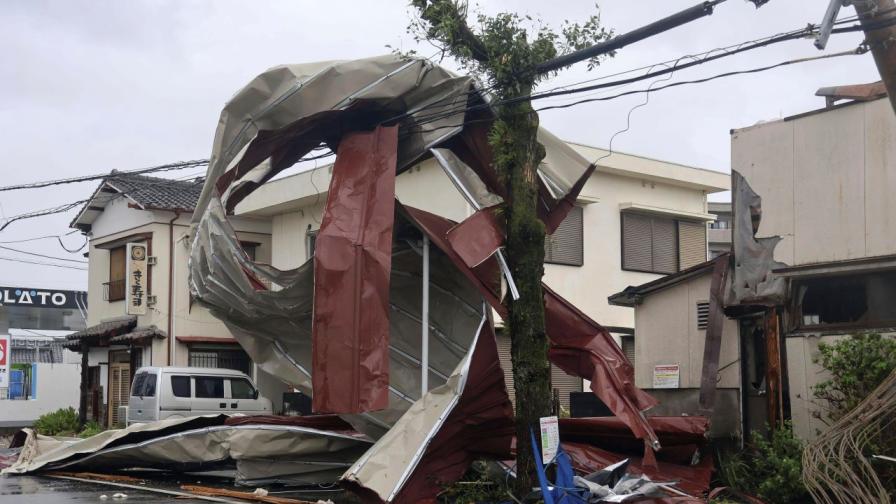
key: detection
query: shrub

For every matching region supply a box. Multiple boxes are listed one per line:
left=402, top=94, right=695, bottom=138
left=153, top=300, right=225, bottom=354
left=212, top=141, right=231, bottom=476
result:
left=78, top=421, right=105, bottom=438
left=717, top=423, right=810, bottom=504
left=438, top=460, right=512, bottom=503
left=812, top=332, right=896, bottom=423
left=32, top=407, right=80, bottom=436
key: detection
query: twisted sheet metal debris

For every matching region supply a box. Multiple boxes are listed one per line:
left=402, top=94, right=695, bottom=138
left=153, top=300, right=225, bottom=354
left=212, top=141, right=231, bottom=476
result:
left=185, top=54, right=673, bottom=501
left=2, top=415, right=372, bottom=486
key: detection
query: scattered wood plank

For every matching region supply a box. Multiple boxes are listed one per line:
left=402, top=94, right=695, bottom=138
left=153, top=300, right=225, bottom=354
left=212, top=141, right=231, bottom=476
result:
left=46, top=471, right=146, bottom=483
left=180, top=484, right=322, bottom=504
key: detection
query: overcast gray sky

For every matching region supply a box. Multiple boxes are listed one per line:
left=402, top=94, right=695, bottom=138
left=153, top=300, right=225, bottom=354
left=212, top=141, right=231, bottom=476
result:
left=0, top=0, right=882, bottom=290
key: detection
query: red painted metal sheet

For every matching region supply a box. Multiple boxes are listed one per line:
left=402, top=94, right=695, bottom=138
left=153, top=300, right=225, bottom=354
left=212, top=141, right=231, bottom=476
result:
left=445, top=207, right=503, bottom=268
left=342, top=322, right=515, bottom=504
left=559, top=416, right=708, bottom=465
left=312, top=125, right=398, bottom=414
left=390, top=322, right=515, bottom=504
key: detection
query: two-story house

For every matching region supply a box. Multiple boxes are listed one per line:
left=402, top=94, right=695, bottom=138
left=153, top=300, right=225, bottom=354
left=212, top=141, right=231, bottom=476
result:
left=608, top=82, right=896, bottom=442
left=234, top=141, right=729, bottom=409
left=65, top=173, right=286, bottom=426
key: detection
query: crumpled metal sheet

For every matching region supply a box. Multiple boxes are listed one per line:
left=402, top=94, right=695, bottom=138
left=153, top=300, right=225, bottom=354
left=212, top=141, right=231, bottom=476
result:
left=341, top=315, right=514, bottom=504
left=186, top=53, right=661, bottom=501
left=563, top=442, right=713, bottom=498
left=2, top=415, right=373, bottom=487
left=729, top=170, right=787, bottom=305
left=312, top=125, right=398, bottom=414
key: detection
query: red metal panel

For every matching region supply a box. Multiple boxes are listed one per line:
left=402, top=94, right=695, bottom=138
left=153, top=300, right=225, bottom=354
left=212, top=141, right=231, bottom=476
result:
left=312, top=125, right=398, bottom=414
left=445, top=207, right=503, bottom=268
left=362, top=322, right=514, bottom=504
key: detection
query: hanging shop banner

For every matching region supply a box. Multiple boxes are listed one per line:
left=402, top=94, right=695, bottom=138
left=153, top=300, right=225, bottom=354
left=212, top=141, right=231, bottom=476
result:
left=126, top=243, right=148, bottom=316
left=653, top=364, right=681, bottom=389
left=0, top=334, right=9, bottom=388
left=540, top=415, right=560, bottom=464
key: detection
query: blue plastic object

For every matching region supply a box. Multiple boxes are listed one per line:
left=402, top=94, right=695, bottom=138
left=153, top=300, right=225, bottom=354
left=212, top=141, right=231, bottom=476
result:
left=529, top=429, right=589, bottom=504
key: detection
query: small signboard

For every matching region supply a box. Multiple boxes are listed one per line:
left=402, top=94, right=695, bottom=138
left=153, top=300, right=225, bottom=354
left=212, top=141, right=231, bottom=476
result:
left=539, top=415, right=560, bottom=464
left=653, top=363, right=680, bottom=389
left=0, top=334, right=9, bottom=388
left=126, top=243, right=148, bottom=316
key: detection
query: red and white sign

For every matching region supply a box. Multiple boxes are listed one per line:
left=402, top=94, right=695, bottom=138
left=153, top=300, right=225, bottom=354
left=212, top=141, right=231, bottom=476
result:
left=0, top=335, right=9, bottom=388
left=653, top=363, right=680, bottom=389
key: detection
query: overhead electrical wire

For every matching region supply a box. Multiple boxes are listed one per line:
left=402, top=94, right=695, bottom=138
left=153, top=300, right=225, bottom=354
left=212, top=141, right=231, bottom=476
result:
left=0, top=174, right=209, bottom=232
left=0, top=244, right=88, bottom=263
left=2, top=10, right=891, bottom=233
left=0, top=159, right=209, bottom=193
left=0, top=256, right=88, bottom=271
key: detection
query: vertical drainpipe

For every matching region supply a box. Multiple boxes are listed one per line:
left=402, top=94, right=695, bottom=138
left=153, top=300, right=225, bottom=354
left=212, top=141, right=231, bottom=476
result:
left=167, top=210, right=181, bottom=366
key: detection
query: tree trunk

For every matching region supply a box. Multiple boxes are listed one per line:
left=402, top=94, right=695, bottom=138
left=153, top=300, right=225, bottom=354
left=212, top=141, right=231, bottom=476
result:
left=494, top=87, right=551, bottom=494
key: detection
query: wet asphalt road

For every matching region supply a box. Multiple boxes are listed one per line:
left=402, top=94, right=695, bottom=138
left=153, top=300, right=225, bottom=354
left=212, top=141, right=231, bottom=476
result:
left=0, top=475, right=208, bottom=503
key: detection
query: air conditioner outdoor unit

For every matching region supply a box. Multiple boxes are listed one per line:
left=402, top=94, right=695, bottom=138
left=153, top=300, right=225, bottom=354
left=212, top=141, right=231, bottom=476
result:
left=117, top=406, right=129, bottom=428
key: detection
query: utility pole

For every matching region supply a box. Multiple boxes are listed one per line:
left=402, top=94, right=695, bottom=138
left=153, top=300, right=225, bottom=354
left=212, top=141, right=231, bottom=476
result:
left=854, top=0, right=896, bottom=112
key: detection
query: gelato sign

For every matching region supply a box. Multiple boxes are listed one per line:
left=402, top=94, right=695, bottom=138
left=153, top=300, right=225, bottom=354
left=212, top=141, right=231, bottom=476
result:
left=0, top=286, right=84, bottom=310
left=126, top=243, right=148, bottom=315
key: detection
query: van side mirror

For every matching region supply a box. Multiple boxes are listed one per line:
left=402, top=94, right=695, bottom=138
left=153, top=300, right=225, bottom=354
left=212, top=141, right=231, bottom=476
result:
left=253, top=390, right=259, bottom=400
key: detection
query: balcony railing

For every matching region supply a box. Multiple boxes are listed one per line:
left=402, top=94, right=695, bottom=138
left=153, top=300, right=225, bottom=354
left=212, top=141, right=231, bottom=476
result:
left=103, top=279, right=126, bottom=302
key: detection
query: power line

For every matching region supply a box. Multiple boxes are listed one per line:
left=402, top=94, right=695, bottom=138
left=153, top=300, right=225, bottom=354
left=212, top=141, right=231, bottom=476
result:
left=0, top=175, right=202, bottom=232
left=0, top=244, right=88, bottom=263
left=0, top=159, right=209, bottom=192
left=0, top=256, right=88, bottom=271
left=0, top=229, right=80, bottom=244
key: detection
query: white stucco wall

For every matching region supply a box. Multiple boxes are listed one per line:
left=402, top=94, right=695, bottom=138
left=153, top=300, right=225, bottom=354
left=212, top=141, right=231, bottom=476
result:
left=0, top=363, right=82, bottom=427
left=732, top=97, right=896, bottom=266
left=632, top=273, right=740, bottom=390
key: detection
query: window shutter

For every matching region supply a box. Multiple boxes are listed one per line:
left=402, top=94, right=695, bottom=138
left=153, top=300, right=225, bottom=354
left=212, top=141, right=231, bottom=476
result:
left=621, top=335, right=635, bottom=366
left=622, top=213, right=652, bottom=271
left=550, top=364, right=583, bottom=411
left=697, top=302, right=710, bottom=330
left=651, top=217, right=677, bottom=274
left=545, top=206, right=583, bottom=266
left=678, top=220, right=707, bottom=270
left=495, top=332, right=515, bottom=410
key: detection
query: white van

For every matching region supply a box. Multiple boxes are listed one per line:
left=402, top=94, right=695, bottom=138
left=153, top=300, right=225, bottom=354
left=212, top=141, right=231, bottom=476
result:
left=127, top=366, right=273, bottom=425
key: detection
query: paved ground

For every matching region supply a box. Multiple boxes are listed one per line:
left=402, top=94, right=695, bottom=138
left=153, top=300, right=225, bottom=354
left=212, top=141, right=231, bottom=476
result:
left=0, top=474, right=351, bottom=503
left=0, top=475, right=201, bottom=503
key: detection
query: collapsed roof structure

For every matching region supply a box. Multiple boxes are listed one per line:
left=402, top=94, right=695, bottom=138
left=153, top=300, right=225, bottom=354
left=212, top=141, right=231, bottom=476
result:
left=179, top=54, right=705, bottom=502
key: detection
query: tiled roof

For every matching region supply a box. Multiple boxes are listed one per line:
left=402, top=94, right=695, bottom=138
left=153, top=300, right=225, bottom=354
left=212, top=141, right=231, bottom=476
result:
left=65, top=315, right=137, bottom=347
left=105, top=173, right=205, bottom=211
left=109, top=325, right=167, bottom=344
left=71, top=173, right=206, bottom=230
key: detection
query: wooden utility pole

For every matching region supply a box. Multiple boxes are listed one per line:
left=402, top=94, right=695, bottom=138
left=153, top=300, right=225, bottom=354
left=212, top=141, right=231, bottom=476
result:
left=855, top=0, right=896, bottom=112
